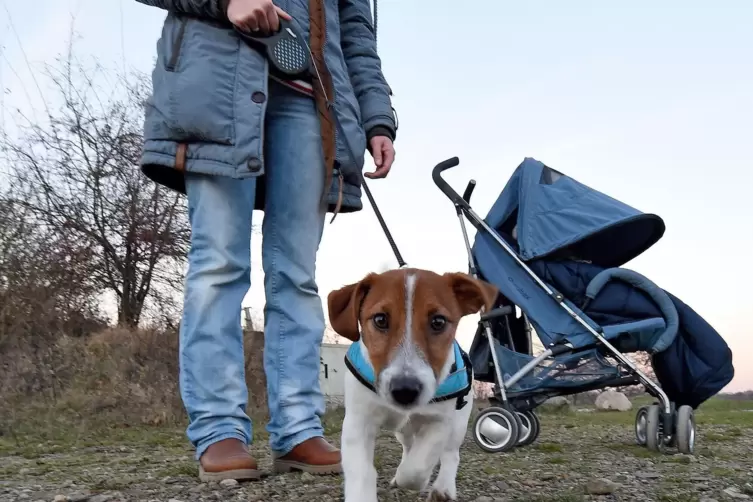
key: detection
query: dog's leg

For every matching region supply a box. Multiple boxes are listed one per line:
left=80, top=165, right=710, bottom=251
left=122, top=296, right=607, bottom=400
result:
left=392, top=418, right=449, bottom=493
left=427, top=397, right=474, bottom=501
left=341, top=409, right=379, bottom=502
left=426, top=449, right=459, bottom=502
left=390, top=420, right=416, bottom=487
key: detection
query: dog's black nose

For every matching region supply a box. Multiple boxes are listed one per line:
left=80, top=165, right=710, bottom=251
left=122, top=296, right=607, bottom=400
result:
left=390, top=376, right=423, bottom=406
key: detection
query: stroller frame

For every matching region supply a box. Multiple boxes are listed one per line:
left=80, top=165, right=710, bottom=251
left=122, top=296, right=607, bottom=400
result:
left=432, top=157, right=686, bottom=454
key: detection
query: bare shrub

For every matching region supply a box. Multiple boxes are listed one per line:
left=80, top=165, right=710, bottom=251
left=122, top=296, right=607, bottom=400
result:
left=0, top=40, right=192, bottom=410
left=0, top=47, right=189, bottom=329
left=0, top=326, right=273, bottom=428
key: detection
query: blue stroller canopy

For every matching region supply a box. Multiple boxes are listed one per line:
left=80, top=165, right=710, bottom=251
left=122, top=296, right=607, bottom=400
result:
left=483, top=158, right=665, bottom=267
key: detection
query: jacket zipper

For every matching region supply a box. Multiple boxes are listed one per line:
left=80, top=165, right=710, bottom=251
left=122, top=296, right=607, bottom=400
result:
left=166, top=18, right=187, bottom=72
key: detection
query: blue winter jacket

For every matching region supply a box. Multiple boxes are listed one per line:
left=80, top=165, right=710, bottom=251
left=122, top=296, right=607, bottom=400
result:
left=134, top=0, right=397, bottom=213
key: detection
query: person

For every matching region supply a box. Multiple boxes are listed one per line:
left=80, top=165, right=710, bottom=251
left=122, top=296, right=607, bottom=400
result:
left=134, top=0, right=397, bottom=481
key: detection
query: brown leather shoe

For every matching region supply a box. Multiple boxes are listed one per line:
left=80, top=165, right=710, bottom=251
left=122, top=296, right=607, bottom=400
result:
left=272, top=437, right=342, bottom=475
left=198, top=438, right=261, bottom=482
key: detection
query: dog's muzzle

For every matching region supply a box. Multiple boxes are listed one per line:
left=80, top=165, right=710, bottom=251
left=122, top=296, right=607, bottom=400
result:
left=389, top=375, right=423, bottom=406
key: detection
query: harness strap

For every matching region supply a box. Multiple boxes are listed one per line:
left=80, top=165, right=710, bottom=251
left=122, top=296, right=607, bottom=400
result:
left=430, top=346, right=473, bottom=410
left=343, top=353, right=376, bottom=393
left=344, top=342, right=473, bottom=411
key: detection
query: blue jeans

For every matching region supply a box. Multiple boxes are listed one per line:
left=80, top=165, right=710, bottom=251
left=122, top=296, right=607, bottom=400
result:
left=179, top=80, right=327, bottom=459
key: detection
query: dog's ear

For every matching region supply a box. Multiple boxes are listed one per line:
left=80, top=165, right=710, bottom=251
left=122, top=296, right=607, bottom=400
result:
left=444, top=272, right=499, bottom=316
left=327, top=274, right=375, bottom=342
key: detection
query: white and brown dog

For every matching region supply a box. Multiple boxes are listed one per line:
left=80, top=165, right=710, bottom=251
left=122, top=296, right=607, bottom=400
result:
left=327, top=268, right=498, bottom=502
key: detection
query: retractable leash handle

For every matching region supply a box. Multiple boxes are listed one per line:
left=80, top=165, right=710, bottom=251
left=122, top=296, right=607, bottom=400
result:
left=234, top=16, right=408, bottom=269
left=233, top=18, right=311, bottom=79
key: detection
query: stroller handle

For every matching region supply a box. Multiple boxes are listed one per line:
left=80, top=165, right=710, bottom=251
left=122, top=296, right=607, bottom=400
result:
left=432, top=157, right=469, bottom=208
left=462, top=180, right=476, bottom=204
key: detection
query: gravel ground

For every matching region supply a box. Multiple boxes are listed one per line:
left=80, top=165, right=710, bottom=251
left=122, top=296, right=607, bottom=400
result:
left=1, top=402, right=752, bottom=502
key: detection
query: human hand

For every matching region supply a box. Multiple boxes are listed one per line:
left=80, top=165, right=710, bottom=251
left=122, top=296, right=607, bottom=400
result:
left=227, top=0, right=291, bottom=34
left=365, top=136, right=395, bottom=179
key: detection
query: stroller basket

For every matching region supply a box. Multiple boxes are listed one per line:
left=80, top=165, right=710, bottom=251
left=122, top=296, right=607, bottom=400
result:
left=494, top=344, right=622, bottom=393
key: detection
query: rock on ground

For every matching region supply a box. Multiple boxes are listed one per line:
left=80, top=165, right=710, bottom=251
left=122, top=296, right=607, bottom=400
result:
left=723, top=487, right=751, bottom=499
left=541, top=396, right=571, bottom=410
left=595, top=390, right=633, bottom=412
left=586, top=477, right=621, bottom=495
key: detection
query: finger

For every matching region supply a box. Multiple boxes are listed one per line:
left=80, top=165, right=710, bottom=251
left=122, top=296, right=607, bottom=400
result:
left=255, top=9, right=271, bottom=33
left=381, top=146, right=395, bottom=172
left=265, top=3, right=280, bottom=32
left=244, top=18, right=258, bottom=32
left=364, top=165, right=390, bottom=179
left=371, top=142, right=383, bottom=168
left=366, top=161, right=390, bottom=179
left=363, top=165, right=378, bottom=179
left=238, top=10, right=259, bottom=32
left=228, top=11, right=249, bottom=30
left=275, top=6, right=292, bottom=21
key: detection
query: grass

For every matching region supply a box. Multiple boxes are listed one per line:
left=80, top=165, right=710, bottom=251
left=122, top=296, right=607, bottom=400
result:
left=518, top=495, right=585, bottom=502
left=545, top=455, right=568, bottom=464
left=0, top=421, right=188, bottom=460
left=535, top=442, right=564, bottom=453
left=656, top=494, right=699, bottom=502
left=709, top=466, right=738, bottom=478
left=2, top=396, right=750, bottom=460
left=157, top=461, right=199, bottom=478
left=538, top=394, right=753, bottom=428
left=322, top=405, right=346, bottom=436
left=611, top=443, right=664, bottom=458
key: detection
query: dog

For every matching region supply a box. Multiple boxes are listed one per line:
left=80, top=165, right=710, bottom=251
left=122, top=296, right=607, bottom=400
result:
left=327, top=268, right=498, bottom=502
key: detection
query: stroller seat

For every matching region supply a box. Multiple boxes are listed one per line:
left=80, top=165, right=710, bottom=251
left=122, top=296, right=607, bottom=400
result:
left=471, top=230, right=674, bottom=400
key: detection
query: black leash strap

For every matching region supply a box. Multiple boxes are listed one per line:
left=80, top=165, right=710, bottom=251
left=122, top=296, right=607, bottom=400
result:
left=234, top=17, right=407, bottom=269
left=351, top=148, right=406, bottom=268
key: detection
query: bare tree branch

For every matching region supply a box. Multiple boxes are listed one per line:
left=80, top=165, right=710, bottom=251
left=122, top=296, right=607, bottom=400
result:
left=0, top=44, right=190, bottom=328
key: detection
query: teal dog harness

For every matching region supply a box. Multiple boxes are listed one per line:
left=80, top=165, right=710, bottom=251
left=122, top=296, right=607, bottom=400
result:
left=344, top=340, right=473, bottom=410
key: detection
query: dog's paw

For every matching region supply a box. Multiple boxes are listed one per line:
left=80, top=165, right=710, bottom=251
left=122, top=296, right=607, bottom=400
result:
left=391, top=466, right=431, bottom=492
left=425, top=489, right=455, bottom=502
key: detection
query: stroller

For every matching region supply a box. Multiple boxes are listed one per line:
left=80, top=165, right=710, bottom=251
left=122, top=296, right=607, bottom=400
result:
left=431, top=157, right=735, bottom=455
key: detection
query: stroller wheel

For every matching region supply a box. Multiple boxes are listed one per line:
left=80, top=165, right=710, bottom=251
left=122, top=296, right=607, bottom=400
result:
left=675, top=405, right=696, bottom=455
left=645, top=404, right=665, bottom=452
left=473, top=407, right=520, bottom=453
left=634, top=406, right=648, bottom=446
left=515, top=411, right=540, bottom=447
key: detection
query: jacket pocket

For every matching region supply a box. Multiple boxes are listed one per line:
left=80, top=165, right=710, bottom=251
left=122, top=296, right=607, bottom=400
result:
left=145, top=16, right=240, bottom=147
left=165, top=18, right=187, bottom=72
left=334, top=95, right=367, bottom=185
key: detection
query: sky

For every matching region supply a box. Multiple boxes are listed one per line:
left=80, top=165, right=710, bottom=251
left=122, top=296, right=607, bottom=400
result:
left=1, top=0, right=751, bottom=392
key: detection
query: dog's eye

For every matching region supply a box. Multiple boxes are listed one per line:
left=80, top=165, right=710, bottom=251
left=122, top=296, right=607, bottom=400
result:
left=429, top=315, right=447, bottom=332
left=372, top=313, right=389, bottom=331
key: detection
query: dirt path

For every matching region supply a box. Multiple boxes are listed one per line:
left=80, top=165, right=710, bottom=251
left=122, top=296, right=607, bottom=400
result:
left=1, top=403, right=751, bottom=502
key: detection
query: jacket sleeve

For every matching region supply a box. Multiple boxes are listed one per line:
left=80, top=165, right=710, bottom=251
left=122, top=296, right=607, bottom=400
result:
left=338, top=0, right=397, bottom=141
left=134, top=0, right=229, bottom=19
